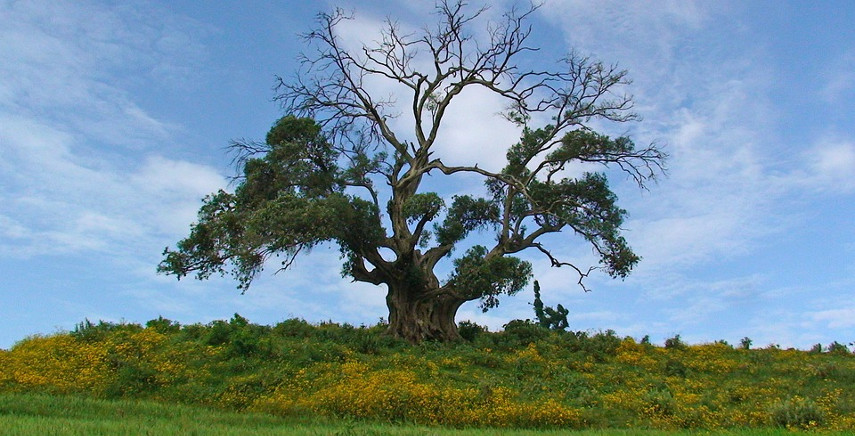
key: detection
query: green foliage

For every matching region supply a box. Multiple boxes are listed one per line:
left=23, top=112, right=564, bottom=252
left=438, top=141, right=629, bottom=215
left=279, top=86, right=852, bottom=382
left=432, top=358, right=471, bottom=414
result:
left=402, top=193, right=445, bottom=225
left=500, top=320, right=550, bottom=347
left=434, top=195, right=499, bottom=247
left=106, top=360, right=158, bottom=398
left=664, top=334, right=686, bottom=350
left=272, top=318, right=315, bottom=338
left=577, top=330, right=622, bottom=362
left=664, top=359, right=688, bottom=378
left=145, top=316, right=181, bottom=334
left=457, top=321, right=488, bottom=342
left=488, top=126, right=649, bottom=280
left=158, top=116, right=386, bottom=293
left=531, top=281, right=569, bottom=331
left=769, top=397, right=825, bottom=429
left=448, top=246, right=532, bottom=311
left=0, top=392, right=346, bottom=436
left=13, top=393, right=854, bottom=436
left=827, top=341, right=850, bottom=355
left=71, top=319, right=142, bottom=343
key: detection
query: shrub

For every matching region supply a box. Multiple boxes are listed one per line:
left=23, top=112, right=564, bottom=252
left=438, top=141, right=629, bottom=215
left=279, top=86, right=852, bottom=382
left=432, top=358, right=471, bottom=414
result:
left=827, top=341, right=850, bottom=355
left=145, top=317, right=181, bottom=334
left=664, top=334, right=686, bottom=350
left=499, top=320, right=550, bottom=348
left=770, top=396, right=824, bottom=429
left=457, top=320, right=488, bottom=342
left=532, top=280, right=569, bottom=331
left=105, top=361, right=158, bottom=397
left=4, top=316, right=855, bottom=432
left=641, top=387, right=675, bottom=417
left=583, top=330, right=622, bottom=361
left=273, top=318, right=315, bottom=338
left=664, top=358, right=688, bottom=377
left=71, top=319, right=141, bottom=343
left=204, top=320, right=233, bottom=347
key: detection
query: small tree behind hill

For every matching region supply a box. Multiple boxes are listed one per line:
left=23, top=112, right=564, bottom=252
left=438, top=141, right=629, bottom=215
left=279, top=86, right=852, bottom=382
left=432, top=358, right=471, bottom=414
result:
left=532, top=281, right=569, bottom=331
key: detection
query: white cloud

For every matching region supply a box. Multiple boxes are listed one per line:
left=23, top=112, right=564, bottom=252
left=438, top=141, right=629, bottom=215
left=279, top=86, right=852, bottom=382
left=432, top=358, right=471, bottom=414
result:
left=809, top=307, right=855, bottom=329
left=821, top=50, right=855, bottom=103
left=0, top=0, right=227, bottom=261
left=0, top=0, right=207, bottom=148
left=0, top=215, right=30, bottom=240
left=807, top=140, right=855, bottom=193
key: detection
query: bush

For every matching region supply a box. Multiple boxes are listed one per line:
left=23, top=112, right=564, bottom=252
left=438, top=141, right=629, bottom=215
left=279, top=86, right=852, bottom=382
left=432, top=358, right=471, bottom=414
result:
left=664, top=334, right=686, bottom=350
left=204, top=320, right=232, bottom=347
left=71, top=319, right=141, bottom=343
left=499, top=320, right=550, bottom=348
left=770, top=396, right=824, bottom=429
left=145, top=317, right=181, bottom=334
left=273, top=318, right=315, bottom=338
left=580, top=330, right=622, bottom=361
left=105, top=361, right=158, bottom=397
left=457, top=320, right=488, bottom=342
left=827, top=341, right=850, bottom=355
left=664, top=358, right=688, bottom=377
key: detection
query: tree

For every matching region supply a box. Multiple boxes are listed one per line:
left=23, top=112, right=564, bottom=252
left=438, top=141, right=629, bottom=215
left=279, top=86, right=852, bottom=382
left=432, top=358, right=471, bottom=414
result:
left=532, top=281, right=569, bottom=331
left=158, top=1, right=665, bottom=343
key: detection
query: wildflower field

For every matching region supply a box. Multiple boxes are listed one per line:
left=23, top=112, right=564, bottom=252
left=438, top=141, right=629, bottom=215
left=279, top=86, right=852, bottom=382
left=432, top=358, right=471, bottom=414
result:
left=1, top=315, right=853, bottom=432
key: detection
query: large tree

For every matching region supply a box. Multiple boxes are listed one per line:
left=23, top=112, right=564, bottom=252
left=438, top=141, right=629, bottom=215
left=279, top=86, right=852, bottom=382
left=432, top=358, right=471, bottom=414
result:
left=159, top=1, right=665, bottom=343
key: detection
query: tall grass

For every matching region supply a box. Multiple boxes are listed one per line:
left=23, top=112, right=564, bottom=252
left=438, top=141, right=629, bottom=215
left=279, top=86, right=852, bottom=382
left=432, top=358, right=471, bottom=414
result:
left=6, top=392, right=853, bottom=436
left=1, top=315, right=853, bottom=431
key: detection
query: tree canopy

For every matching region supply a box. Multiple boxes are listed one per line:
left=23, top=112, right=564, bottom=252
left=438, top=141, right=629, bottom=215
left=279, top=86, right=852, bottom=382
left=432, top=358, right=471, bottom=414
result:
left=159, top=1, right=665, bottom=343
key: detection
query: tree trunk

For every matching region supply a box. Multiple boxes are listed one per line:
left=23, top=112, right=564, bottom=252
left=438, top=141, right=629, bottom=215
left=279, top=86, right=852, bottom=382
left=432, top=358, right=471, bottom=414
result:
left=385, top=284, right=464, bottom=343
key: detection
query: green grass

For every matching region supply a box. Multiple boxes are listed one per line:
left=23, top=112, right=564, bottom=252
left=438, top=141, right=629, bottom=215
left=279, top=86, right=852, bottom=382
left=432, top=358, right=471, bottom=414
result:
left=0, top=392, right=851, bottom=436
left=2, top=316, right=853, bottom=431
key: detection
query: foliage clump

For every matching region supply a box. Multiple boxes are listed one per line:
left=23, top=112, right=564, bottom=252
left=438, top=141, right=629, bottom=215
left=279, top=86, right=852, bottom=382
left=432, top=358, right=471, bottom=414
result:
left=531, top=281, right=569, bottom=331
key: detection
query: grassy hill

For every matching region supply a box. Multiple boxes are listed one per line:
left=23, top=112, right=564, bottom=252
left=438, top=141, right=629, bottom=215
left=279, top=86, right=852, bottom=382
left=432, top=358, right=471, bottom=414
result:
left=1, top=315, right=853, bottom=431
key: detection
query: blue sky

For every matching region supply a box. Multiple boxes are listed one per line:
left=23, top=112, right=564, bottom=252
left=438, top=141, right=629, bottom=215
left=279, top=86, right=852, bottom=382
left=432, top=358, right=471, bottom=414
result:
left=2, top=0, right=853, bottom=350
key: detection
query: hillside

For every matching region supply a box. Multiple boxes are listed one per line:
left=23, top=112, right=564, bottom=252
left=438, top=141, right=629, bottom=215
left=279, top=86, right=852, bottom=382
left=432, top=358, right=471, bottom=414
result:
left=1, top=315, right=853, bottom=431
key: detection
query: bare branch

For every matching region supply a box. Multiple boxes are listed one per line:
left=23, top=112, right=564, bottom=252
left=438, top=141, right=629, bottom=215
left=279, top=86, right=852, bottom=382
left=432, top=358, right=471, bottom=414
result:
left=532, top=243, right=597, bottom=293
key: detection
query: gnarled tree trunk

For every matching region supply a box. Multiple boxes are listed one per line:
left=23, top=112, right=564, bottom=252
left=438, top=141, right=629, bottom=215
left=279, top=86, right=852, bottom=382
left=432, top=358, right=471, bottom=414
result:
left=385, top=283, right=464, bottom=343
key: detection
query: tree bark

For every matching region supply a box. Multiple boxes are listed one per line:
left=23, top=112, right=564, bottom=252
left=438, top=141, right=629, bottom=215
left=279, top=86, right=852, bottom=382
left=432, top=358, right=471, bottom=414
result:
left=385, top=284, right=464, bottom=343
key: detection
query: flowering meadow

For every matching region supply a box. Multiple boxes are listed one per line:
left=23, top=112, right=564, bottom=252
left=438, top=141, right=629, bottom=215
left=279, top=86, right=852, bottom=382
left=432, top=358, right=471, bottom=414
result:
left=1, top=315, right=853, bottom=431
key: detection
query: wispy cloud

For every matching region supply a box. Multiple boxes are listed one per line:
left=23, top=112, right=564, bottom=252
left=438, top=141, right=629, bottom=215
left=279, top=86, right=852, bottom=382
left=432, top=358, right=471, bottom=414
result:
left=805, top=138, right=855, bottom=193
left=809, top=307, right=855, bottom=329
left=821, top=49, right=855, bottom=103
left=0, top=0, right=226, bottom=262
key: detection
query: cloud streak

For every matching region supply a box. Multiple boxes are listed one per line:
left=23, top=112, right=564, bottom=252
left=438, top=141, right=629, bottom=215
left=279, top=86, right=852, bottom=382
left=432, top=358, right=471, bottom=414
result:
left=0, top=1, right=226, bottom=264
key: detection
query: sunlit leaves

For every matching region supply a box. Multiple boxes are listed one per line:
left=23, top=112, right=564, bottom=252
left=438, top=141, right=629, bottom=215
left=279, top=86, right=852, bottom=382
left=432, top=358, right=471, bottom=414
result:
left=448, top=245, right=532, bottom=311
left=402, top=193, right=445, bottom=225
left=434, top=196, right=499, bottom=247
